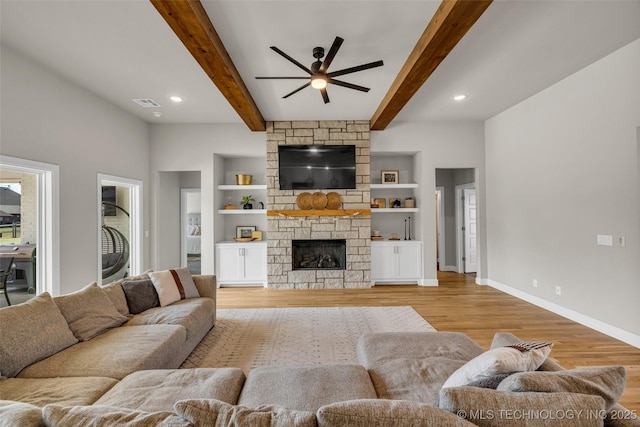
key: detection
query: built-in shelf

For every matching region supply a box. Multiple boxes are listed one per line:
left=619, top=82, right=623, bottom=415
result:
left=372, top=208, right=419, bottom=213
left=218, top=209, right=267, bottom=215
left=267, top=209, right=371, bottom=217
left=218, top=184, right=267, bottom=191
left=370, top=183, right=418, bottom=189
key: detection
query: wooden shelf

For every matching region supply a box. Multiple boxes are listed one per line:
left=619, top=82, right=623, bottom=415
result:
left=267, top=209, right=371, bottom=217
left=218, top=209, right=267, bottom=215
left=371, top=208, right=419, bottom=213
left=370, top=183, right=418, bottom=189
left=218, top=184, right=267, bottom=191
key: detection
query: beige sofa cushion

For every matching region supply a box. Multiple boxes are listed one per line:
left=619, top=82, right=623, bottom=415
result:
left=317, top=399, right=475, bottom=427
left=439, top=387, right=606, bottom=427
left=0, top=292, right=78, bottom=378
left=42, top=404, right=191, bottom=427
left=53, top=282, right=129, bottom=341
left=125, top=297, right=214, bottom=341
left=96, top=368, right=246, bottom=412
left=149, top=268, right=199, bottom=307
left=497, top=365, right=626, bottom=411
left=357, top=332, right=484, bottom=403
left=0, top=400, right=44, bottom=427
left=0, top=377, right=117, bottom=407
left=18, top=324, right=187, bottom=380
left=238, top=364, right=377, bottom=413
left=175, top=399, right=315, bottom=427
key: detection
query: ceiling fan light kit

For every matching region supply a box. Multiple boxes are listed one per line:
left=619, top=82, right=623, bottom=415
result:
left=255, top=36, right=383, bottom=104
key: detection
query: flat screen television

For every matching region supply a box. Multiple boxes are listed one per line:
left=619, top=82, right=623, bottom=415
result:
left=278, top=145, right=356, bottom=190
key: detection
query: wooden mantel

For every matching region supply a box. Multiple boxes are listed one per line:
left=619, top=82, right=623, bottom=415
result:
left=267, top=209, right=371, bottom=217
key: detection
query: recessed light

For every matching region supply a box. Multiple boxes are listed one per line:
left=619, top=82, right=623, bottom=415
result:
left=153, top=111, right=162, bottom=118
left=170, top=96, right=184, bottom=103
left=453, top=94, right=467, bottom=101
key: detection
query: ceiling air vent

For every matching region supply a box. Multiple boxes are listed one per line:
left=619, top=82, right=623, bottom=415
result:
left=132, top=98, right=161, bottom=108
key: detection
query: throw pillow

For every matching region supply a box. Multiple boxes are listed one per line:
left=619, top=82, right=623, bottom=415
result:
left=121, top=279, right=160, bottom=314
left=53, top=282, right=129, bottom=341
left=317, top=399, right=473, bottom=427
left=0, top=292, right=78, bottom=378
left=0, top=400, right=44, bottom=427
left=466, top=372, right=516, bottom=389
left=497, top=365, right=626, bottom=411
left=148, top=268, right=200, bottom=307
left=441, top=342, right=552, bottom=388
left=439, top=387, right=605, bottom=427
left=174, top=399, right=316, bottom=427
left=42, top=404, right=191, bottom=427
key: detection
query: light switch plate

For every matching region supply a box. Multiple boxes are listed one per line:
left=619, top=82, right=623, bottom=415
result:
left=597, top=234, right=613, bottom=246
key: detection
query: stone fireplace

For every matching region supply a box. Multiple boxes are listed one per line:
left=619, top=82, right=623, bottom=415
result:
left=266, top=120, right=371, bottom=289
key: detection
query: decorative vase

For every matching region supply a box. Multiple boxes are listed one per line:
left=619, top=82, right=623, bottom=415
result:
left=243, top=203, right=252, bottom=210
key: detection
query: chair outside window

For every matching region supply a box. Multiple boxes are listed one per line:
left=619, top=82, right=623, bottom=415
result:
left=0, top=256, right=15, bottom=306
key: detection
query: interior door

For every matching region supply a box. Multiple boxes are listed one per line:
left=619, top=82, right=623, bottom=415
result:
left=463, top=188, right=477, bottom=273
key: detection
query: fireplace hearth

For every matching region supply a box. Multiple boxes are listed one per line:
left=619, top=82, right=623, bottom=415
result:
left=292, top=239, right=346, bottom=270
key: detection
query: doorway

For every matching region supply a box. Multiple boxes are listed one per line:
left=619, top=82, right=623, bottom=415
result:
left=0, top=155, right=59, bottom=299
left=181, top=188, right=201, bottom=274
left=435, top=168, right=476, bottom=274
left=98, top=174, right=142, bottom=284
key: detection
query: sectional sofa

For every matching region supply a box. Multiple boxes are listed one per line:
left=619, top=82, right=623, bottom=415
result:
left=0, top=270, right=638, bottom=426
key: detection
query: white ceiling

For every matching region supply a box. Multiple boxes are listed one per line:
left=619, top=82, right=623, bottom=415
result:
left=2, top=1, right=639, bottom=127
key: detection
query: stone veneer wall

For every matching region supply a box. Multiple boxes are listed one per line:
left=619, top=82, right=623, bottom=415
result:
left=266, top=120, right=371, bottom=289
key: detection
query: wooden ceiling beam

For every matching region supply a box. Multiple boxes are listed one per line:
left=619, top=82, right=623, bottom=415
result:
left=150, top=0, right=265, bottom=131
left=370, top=0, right=493, bottom=131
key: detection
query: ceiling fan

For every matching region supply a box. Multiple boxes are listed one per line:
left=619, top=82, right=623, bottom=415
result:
left=255, top=36, right=383, bottom=104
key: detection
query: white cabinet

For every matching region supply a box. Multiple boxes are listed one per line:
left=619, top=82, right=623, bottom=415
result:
left=371, top=241, right=423, bottom=284
left=216, top=242, right=267, bottom=287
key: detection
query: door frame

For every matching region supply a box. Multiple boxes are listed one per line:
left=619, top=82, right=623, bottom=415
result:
left=455, top=183, right=475, bottom=274
left=97, top=174, right=143, bottom=284
left=180, top=188, right=201, bottom=268
left=0, top=155, right=59, bottom=295
left=435, top=186, right=446, bottom=270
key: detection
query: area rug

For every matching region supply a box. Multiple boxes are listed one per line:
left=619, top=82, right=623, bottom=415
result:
left=181, top=306, right=435, bottom=373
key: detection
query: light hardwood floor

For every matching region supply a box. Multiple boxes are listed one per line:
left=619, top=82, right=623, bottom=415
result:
left=216, top=271, right=640, bottom=411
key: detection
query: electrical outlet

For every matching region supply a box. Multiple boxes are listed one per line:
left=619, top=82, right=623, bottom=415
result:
left=532, top=279, right=538, bottom=288
left=619, top=236, right=626, bottom=247
left=555, top=285, right=562, bottom=296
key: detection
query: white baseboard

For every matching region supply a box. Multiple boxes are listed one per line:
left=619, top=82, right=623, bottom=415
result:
left=475, top=277, right=489, bottom=285
left=439, top=265, right=457, bottom=272
left=488, top=279, right=640, bottom=349
left=420, top=279, right=439, bottom=286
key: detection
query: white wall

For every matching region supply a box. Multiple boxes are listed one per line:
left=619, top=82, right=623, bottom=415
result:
left=149, top=123, right=266, bottom=274
left=371, top=122, right=486, bottom=284
left=485, top=38, right=640, bottom=342
left=0, top=45, right=151, bottom=294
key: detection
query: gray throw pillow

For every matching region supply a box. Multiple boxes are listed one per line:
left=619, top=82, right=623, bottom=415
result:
left=121, top=279, right=160, bottom=314
left=497, top=365, right=626, bottom=411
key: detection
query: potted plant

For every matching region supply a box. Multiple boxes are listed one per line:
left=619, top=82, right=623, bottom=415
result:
left=241, top=195, right=255, bottom=209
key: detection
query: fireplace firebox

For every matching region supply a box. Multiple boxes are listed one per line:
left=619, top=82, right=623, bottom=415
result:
left=292, top=239, right=346, bottom=270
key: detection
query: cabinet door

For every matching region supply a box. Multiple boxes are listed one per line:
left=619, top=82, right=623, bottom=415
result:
left=371, top=244, right=397, bottom=279
left=396, top=243, right=422, bottom=279
left=242, top=244, right=267, bottom=280
left=217, top=246, right=244, bottom=280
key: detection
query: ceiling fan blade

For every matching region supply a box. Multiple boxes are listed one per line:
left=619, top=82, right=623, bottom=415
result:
left=319, top=36, right=344, bottom=73
left=255, top=77, right=309, bottom=79
left=320, top=87, right=330, bottom=104
left=270, top=46, right=313, bottom=75
left=282, top=82, right=311, bottom=99
left=328, top=79, right=370, bottom=93
left=327, top=60, right=384, bottom=78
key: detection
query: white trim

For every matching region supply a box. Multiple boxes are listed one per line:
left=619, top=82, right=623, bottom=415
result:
left=181, top=188, right=200, bottom=268
left=455, top=183, right=475, bottom=274
left=475, top=277, right=489, bottom=285
left=435, top=186, right=445, bottom=270
left=488, top=279, right=640, bottom=349
left=440, top=265, right=458, bottom=272
left=0, top=155, right=59, bottom=296
left=420, top=278, right=439, bottom=286
left=97, top=174, right=143, bottom=284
